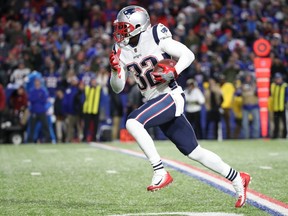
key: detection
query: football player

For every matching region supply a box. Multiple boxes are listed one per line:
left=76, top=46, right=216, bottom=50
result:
left=109, top=5, right=250, bottom=208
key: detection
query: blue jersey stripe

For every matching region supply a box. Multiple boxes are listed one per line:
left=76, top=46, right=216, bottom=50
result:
left=152, top=24, right=160, bottom=44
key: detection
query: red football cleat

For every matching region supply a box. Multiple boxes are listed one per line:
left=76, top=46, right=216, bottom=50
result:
left=234, top=172, right=251, bottom=208
left=147, top=171, right=173, bottom=191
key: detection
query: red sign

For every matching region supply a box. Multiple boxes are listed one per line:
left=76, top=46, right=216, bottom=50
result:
left=253, top=38, right=271, bottom=57
left=253, top=38, right=271, bottom=138
left=254, top=57, right=272, bottom=138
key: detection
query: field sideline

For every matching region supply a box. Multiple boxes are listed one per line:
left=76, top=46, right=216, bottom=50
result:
left=0, top=139, right=287, bottom=216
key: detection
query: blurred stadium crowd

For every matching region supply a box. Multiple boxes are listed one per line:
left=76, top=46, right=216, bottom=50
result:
left=0, top=0, right=287, bottom=143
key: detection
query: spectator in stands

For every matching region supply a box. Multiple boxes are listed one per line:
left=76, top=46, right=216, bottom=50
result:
left=43, top=60, right=61, bottom=98
left=24, top=14, right=41, bottom=35
left=19, top=1, right=32, bottom=25
left=54, top=89, right=66, bottom=143
left=271, top=56, right=287, bottom=82
left=232, top=78, right=243, bottom=139
left=5, top=21, right=27, bottom=47
left=10, top=61, right=30, bottom=87
left=222, top=54, right=240, bottom=83
left=239, top=73, right=260, bottom=139
left=40, top=19, right=51, bottom=36
left=63, top=76, right=82, bottom=142
left=184, top=28, right=200, bottom=52
left=126, top=76, right=142, bottom=116
left=74, top=81, right=85, bottom=138
left=109, top=85, right=123, bottom=141
left=28, top=43, right=42, bottom=71
left=219, top=74, right=235, bottom=139
left=82, top=77, right=102, bottom=142
left=9, top=86, right=28, bottom=116
left=67, top=21, right=87, bottom=44
left=65, top=59, right=79, bottom=76
left=52, top=16, right=70, bottom=39
left=184, top=79, right=205, bottom=139
left=27, top=77, right=51, bottom=143
left=208, top=13, right=222, bottom=34
left=57, top=1, right=79, bottom=26
left=190, top=61, right=208, bottom=90
left=0, top=34, right=10, bottom=86
left=0, top=82, right=6, bottom=139
left=199, top=54, right=212, bottom=78
left=96, top=66, right=110, bottom=94
left=270, top=73, right=288, bottom=138
left=0, top=34, right=10, bottom=64
left=78, top=63, right=94, bottom=86
left=204, top=77, right=223, bottom=140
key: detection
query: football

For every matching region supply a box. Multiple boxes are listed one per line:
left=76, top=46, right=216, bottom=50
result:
left=154, top=59, right=177, bottom=72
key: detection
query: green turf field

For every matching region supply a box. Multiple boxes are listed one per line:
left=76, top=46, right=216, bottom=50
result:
left=0, top=139, right=287, bottom=216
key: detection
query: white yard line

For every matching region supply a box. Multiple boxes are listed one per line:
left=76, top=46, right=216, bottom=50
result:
left=30, top=172, right=41, bottom=176
left=110, top=212, right=243, bottom=216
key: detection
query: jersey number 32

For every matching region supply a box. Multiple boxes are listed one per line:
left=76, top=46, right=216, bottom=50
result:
left=126, top=56, right=160, bottom=90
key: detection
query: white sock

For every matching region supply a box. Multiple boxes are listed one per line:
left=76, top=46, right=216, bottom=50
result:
left=189, top=145, right=243, bottom=197
left=188, top=145, right=237, bottom=180
left=126, top=119, right=162, bottom=166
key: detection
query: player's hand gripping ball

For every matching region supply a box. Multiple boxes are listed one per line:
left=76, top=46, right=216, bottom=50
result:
left=152, top=59, right=178, bottom=83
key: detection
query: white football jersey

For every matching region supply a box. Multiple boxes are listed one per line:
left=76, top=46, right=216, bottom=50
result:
left=114, top=23, right=178, bottom=100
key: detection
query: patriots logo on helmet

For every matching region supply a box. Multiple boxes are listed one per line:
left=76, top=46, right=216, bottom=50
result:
left=123, top=7, right=144, bottom=19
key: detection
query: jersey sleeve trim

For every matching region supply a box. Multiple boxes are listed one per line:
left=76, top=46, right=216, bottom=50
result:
left=152, top=24, right=160, bottom=45
left=162, top=53, right=172, bottom=59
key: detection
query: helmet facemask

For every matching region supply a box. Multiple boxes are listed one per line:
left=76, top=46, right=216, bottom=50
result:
left=113, top=21, right=135, bottom=45
left=113, top=6, right=151, bottom=46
